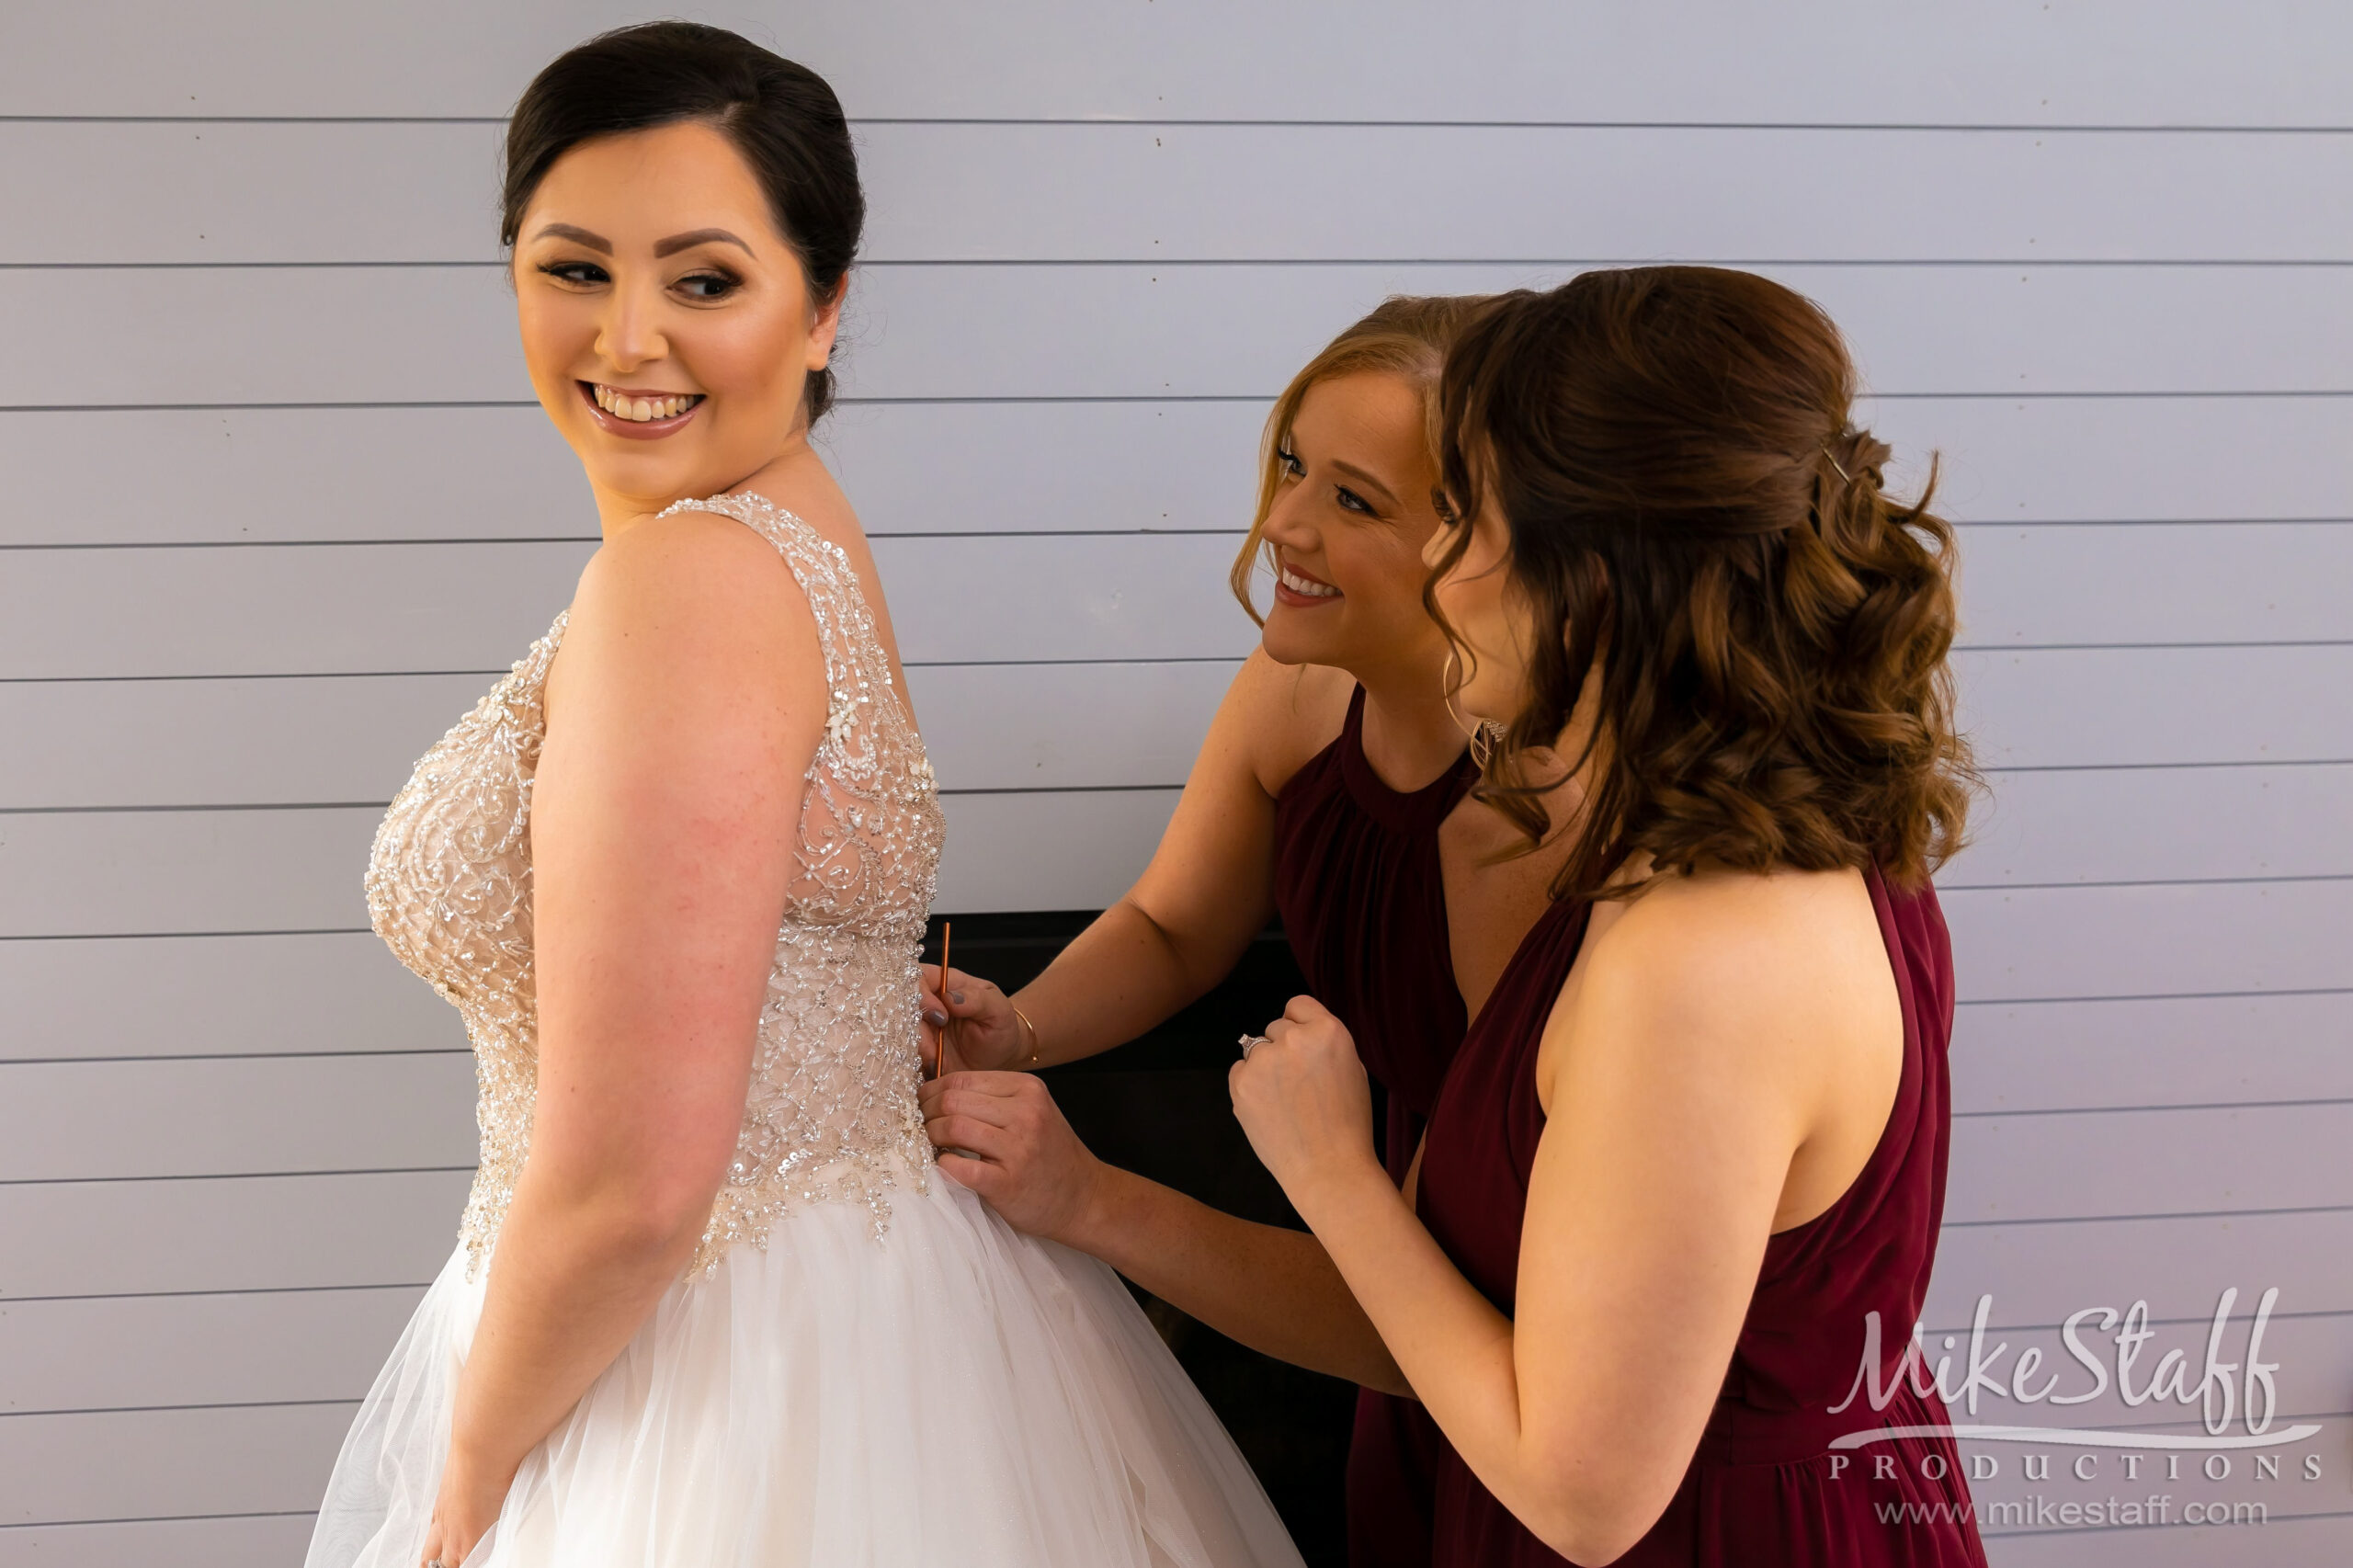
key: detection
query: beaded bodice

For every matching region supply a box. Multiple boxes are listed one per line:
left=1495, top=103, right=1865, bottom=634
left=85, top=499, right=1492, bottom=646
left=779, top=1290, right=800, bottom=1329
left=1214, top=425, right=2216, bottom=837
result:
left=365, top=493, right=945, bottom=1278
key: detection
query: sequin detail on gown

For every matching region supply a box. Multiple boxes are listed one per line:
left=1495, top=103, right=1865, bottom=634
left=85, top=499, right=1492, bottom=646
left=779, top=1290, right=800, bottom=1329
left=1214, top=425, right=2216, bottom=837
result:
left=364, top=491, right=946, bottom=1279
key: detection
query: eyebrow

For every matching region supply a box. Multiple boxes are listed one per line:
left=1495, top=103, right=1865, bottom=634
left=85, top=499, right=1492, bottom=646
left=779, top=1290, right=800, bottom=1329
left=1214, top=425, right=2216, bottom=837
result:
left=1330, top=460, right=1402, bottom=507
left=531, top=222, right=610, bottom=253
left=654, top=228, right=755, bottom=257
left=527, top=224, right=755, bottom=258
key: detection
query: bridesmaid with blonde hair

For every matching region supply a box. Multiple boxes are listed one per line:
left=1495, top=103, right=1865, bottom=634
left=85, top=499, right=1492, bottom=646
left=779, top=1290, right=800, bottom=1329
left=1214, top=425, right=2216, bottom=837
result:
left=921, top=291, right=1572, bottom=1567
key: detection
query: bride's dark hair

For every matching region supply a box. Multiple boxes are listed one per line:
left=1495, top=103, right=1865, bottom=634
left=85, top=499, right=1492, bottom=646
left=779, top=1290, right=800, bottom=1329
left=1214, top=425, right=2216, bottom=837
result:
left=1429, top=266, right=1982, bottom=900
left=500, top=21, right=864, bottom=426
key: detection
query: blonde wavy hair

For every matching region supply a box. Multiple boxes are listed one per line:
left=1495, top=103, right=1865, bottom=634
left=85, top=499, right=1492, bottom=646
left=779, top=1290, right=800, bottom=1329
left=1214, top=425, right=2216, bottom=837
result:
left=1230, top=294, right=1496, bottom=622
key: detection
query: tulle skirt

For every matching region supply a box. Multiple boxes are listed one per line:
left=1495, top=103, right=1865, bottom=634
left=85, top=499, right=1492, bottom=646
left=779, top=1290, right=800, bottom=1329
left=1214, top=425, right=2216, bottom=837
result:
left=304, top=1161, right=1304, bottom=1568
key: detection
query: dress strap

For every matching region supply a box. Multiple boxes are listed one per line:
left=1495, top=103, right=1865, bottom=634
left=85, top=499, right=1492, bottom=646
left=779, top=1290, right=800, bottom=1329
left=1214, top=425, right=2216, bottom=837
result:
left=654, top=490, right=918, bottom=778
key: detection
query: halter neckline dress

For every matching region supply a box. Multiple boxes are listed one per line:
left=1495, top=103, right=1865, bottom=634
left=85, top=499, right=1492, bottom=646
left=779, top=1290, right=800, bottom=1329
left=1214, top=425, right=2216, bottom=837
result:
left=1413, top=864, right=1990, bottom=1565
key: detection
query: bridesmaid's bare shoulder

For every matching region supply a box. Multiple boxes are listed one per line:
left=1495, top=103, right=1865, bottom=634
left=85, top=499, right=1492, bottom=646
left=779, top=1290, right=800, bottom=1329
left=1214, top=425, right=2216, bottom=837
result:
left=1220, top=652, right=1358, bottom=799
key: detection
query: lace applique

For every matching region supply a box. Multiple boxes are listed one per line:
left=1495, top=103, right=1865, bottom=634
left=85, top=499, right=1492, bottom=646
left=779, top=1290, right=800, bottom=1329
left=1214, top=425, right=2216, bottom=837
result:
left=366, top=492, right=945, bottom=1279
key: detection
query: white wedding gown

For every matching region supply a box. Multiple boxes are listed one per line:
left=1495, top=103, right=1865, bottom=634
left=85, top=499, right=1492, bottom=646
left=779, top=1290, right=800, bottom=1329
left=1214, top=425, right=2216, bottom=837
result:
left=306, top=492, right=1304, bottom=1568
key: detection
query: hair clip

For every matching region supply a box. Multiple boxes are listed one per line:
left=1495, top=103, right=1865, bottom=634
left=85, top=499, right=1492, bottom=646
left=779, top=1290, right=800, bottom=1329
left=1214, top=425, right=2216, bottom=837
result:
left=1822, top=447, right=1853, bottom=483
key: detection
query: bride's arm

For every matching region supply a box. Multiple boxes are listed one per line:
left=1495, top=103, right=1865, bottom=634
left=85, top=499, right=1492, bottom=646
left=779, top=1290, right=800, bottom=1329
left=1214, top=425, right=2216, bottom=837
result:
left=925, top=653, right=1344, bottom=1071
left=425, top=513, right=823, bottom=1560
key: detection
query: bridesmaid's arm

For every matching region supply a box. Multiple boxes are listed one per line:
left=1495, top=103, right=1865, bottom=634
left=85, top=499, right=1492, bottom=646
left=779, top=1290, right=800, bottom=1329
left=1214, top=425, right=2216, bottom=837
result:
left=920, top=653, right=1347, bottom=1072
left=425, top=514, right=822, bottom=1561
left=1234, top=892, right=1846, bottom=1563
left=919, top=1070, right=1408, bottom=1393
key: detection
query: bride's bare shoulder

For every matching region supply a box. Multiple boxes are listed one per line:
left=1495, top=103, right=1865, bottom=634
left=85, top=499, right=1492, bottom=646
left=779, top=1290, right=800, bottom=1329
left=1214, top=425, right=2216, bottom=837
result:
left=554, top=508, right=822, bottom=701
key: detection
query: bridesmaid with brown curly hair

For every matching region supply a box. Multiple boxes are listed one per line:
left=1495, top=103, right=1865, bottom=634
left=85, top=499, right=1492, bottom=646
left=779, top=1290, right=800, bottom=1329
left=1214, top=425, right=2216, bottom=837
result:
left=1231, top=267, right=1991, bottom=1565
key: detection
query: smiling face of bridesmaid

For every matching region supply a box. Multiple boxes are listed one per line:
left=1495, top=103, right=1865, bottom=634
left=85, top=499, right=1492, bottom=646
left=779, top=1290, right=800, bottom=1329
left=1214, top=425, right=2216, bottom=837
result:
left=513, top=119, right=843, bottom=520
left=1255, top=370, right=1454, bottom=681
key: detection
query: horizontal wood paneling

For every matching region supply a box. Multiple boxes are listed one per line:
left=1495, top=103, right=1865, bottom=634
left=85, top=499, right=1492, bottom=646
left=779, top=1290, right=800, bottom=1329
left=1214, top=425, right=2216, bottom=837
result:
left=0, top=1169, right=469, bottom=1300
left=4, top=524, right=2340, bottom=687
left=0, top=662, right=1242, bottom=810
left=9, top=264, right=2351, bottom=408
left=1964, top=1414, right=2351, bottom=1539
left=1948, top=521, right=2353, bottom=647
left=14, top=795, right=1233, bottom=927
left=1952, top=992, right=2353, bottom=1114
left=851, top=124, right=2353, bottom=264
left=1910, top=1313, right=2350, bottom=1431
left=1942, top=880, right=2353, bottom=1003
left=0, top=792, right=1198, bottom=932
left=7, top=1052, right=2343, bottom=1213
left=7, top=8, right=2347, bottom=1560
left=0, top=1514, right=318, bottom=1568
left=1925, top=1207, right=2353, bottom=1327
left=28, top=1297, right=2327, bottom=1428
left=6, top=648, right=2346, bottom=816
left=0, top=1, right=2340, bottom=124
left=0, top=675, right=501, bottom=812
left=0, top=1287, right=424, bottom=1414
left=6, top=934, right=2344, bottom=1111
left=0, top=1055, right=478, bottom=1182
left=9, top=393, right=2351, bottom=551
left=1953, top=763, right=2353, bottom=887
left=0, top=535, right=1272, bottom=678
left=10, top=122, right=2353, bottom=266
left=1987, top=1510, right=2353, bottom=1567
left=0, top=400, right=1270, bottom=545
left=0, top=1402, right=356, bottom=1526
left=8, top=949, right=2346, bottom=1119
left=1867, top=395, right=2353, bottom=527
left=1946, top=1104, right=2353, bottom=1223
left=1957, top=645, right=2353, bottom=769
left=6, top=787, right=2347, bottom=937
left=0, top=934, right=464, bottom=1064
left=933, top=789, right=1180, bottom=914
left=0, top=808, right=380, bottom=937
left=8, top=1160, right=2340, bottom=1320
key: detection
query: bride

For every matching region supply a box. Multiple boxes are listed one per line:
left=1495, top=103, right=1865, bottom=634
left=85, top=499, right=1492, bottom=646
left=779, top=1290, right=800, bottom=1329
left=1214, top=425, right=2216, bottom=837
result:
left=306, top=21, right=1302, bottom=1568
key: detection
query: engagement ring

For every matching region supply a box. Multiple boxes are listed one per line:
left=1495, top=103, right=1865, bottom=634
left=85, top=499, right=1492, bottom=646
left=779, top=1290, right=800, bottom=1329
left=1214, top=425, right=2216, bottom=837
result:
left=1237, top=1033, right=1270, bottom=1061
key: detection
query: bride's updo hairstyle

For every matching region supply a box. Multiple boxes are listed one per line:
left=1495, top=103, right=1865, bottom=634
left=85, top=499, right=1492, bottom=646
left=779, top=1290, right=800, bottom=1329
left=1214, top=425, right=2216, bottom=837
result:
left=499, top=21, right=864, bottom=426
left=1431, top=265, right=1980, bottom=900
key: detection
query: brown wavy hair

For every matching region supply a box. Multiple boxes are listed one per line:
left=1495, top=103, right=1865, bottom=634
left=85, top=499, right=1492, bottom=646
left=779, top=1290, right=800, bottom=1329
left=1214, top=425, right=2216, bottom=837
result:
left=1231, top=294, right=1496, bottom=621
left=1427, top=267, right=1981, bottom=900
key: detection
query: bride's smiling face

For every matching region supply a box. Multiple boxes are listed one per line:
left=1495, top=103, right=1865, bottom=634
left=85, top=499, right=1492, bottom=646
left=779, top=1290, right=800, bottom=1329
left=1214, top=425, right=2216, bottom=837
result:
left=513, top=119, right=843, bottom=514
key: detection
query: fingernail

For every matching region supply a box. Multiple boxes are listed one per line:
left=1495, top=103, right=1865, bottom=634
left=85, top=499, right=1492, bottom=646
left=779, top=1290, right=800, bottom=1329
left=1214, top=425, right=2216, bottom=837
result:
left=949, top=991, right=965, bottom=1005
left=924, top=1008, right=948, bottom=1027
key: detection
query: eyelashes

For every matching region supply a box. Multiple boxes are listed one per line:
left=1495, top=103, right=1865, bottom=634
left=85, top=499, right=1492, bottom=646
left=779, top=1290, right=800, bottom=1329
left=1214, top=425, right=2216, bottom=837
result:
left=532, top=260, right=741, bottom=300
left=1274, top=446, right=1378, bottom=516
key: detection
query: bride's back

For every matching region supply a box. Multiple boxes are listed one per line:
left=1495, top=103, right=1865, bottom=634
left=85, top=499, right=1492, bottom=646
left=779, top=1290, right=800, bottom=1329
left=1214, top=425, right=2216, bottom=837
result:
left=368, top=488, right=945, bottom=1280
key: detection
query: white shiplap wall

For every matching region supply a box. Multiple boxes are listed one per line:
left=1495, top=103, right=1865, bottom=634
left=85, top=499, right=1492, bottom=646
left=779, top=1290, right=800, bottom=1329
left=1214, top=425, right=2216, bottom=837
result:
left=2, top=3, right=2347, bottom=1563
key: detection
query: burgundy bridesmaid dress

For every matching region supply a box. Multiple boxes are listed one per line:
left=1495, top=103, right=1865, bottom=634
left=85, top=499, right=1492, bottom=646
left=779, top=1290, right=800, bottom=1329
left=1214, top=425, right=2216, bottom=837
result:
left=1271, top=684, right=1477, bottom=1568
left=1414, top=863, right=1990, bottom=1566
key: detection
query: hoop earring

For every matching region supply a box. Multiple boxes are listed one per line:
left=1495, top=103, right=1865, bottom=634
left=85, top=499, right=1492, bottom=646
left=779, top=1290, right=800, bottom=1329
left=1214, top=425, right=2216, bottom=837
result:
left=1440, top=647, right=1475, bottom=741
left=1441, top=647, right=1505, bottom=769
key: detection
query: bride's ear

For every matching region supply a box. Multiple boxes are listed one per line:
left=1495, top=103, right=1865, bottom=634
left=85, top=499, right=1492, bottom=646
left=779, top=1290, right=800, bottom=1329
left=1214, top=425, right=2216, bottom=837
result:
left=806, top=276, right=847, bottom=372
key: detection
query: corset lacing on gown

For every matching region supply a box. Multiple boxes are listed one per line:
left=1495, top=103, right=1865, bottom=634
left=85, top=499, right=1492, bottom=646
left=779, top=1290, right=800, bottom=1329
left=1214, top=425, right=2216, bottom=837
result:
left=362, top=491, right=947, bottom=1278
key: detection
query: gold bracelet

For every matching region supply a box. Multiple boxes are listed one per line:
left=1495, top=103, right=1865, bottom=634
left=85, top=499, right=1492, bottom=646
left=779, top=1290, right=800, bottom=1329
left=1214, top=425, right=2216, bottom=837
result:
left=1009, top=1004, right=1041, bottom=1068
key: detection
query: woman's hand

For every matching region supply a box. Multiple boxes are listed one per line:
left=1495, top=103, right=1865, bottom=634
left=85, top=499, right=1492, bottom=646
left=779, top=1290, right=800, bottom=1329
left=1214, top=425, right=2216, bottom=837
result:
left=918, top=1070, right=1107, bottom=1244
left=918, top=965, right=1030, bottom=1074
left=1230, top=995, right=1385, bottom=1210
left=417, top=1449, right=510, bottom=1568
